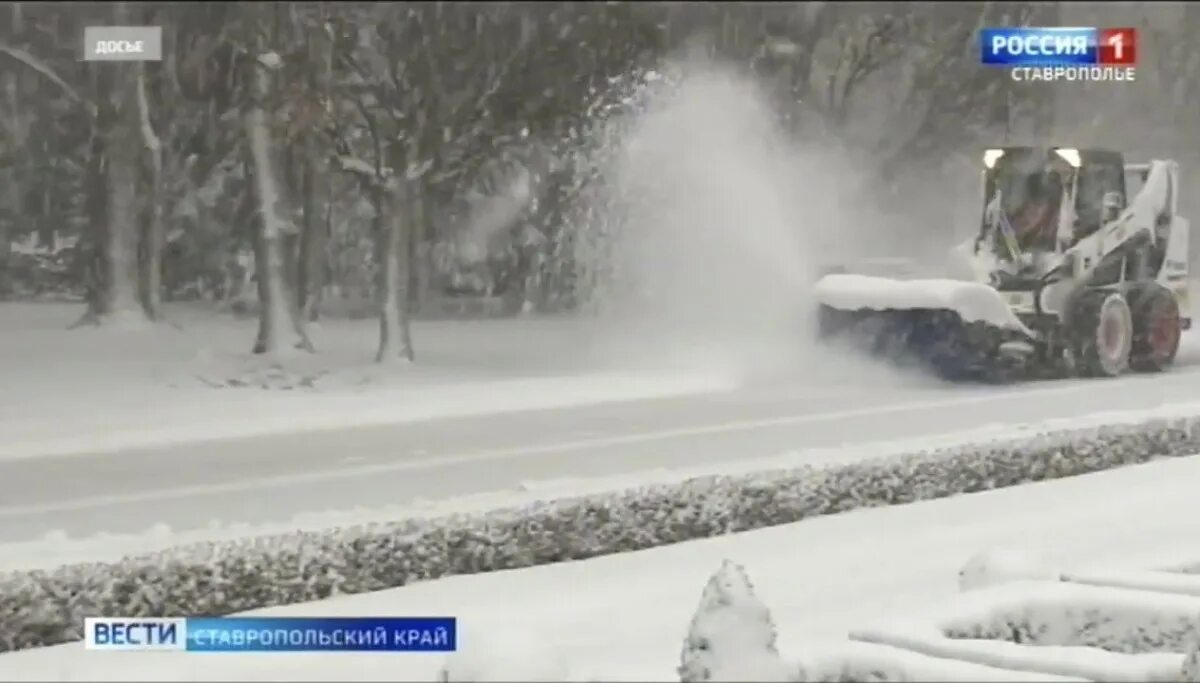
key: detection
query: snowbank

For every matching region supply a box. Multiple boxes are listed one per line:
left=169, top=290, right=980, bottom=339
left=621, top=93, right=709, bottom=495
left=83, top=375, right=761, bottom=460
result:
left=804, top=640, right=1086, bottom=682
left=815, top=273, right=1034, bottom=334
left=852, top=580, right=1200, bottom=681
left=855, top=630, right=1181, bottom=683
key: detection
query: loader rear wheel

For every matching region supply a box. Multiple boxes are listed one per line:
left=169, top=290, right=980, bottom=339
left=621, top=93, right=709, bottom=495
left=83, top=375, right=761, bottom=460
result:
left=1128, top=284, right=1181, bottom=372
left=1069, top=290, right=1133, bottom=378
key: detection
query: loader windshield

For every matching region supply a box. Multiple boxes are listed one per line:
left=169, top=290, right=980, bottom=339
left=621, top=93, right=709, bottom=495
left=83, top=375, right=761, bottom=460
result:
left=985, top=149, right=1067, bottom=254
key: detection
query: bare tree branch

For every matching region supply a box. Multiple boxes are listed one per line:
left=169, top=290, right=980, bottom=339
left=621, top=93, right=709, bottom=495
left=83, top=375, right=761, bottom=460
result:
left=0, top=42, right=92, bottom=115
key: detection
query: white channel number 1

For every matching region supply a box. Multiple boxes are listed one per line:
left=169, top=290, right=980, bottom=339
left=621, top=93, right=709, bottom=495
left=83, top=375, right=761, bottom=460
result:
left=1107, top=32, right=1124, bottom=60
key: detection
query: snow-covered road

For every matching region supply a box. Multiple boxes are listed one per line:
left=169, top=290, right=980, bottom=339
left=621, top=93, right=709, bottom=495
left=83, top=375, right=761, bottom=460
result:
left=3, top=349, right=1200, bottom=545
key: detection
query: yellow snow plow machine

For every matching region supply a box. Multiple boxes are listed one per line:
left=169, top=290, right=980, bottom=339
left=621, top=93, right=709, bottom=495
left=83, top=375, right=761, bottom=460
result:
left=816, top=146, right=1191, bottom=381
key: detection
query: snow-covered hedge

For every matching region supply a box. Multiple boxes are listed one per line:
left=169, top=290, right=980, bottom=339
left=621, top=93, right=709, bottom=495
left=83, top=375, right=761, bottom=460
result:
left=853, top=580, right=1200, bottom=681
left=4, top=416, right=1200, bottom=653
left=941, top=582, right=1200, bottom=654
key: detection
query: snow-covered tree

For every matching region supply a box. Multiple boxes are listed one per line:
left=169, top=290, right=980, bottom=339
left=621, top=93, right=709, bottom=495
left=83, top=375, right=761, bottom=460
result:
left=679, top=560, right=796, bottom=683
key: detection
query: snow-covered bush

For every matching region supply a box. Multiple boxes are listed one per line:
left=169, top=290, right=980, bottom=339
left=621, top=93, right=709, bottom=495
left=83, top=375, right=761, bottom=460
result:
left=4, top=415, right=1200, bottom=654
left=959, top=548, right=1060, bottom=592
left=942, top=584, right=1200, bottom=653
left=855, top=580, right=1200, bottom=681
left=679, top=560, right=796, bottom=682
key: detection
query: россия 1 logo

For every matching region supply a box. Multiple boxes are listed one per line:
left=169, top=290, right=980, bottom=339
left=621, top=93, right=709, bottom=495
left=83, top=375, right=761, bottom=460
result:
left=980, top=27, right=1137, bottom=82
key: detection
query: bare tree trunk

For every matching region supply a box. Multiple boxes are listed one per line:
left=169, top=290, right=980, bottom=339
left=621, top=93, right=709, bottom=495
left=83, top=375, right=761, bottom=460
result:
left=314, top=175, right=335, bottom=320
left=397, top=182, right=414, bottom=357
left=80, top=112, right=106, bottom=317
left=100, top=103, right=143, bottom=320
left=297, top=131, right=327, bottom=321
left=84, top=63, right=145, bottom=324
left=0, top=174, right=13, bottom=299
left=375, top=180, right=414, bottom=363
left=69, top=3, right=147, bottom=326
left=0, top=36, right=18, bottom=298
left=300, top=13, right=334, bottom=323
left=245, top=52, right=310, bottom=355
left=136, top=64, right=163, bottom=319
left=406, top=183, right=424, bottom=311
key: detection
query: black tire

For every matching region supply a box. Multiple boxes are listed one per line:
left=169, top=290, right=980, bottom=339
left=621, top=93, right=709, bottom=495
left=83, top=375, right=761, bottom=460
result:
left=1068, top=290, right=1133, bottom=378
left=1127, top=283, right=1182, bottom=372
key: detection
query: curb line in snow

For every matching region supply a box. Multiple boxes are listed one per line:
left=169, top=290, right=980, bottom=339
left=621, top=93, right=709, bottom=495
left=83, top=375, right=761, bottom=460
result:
left=2, top=413, right=1200, bottom=653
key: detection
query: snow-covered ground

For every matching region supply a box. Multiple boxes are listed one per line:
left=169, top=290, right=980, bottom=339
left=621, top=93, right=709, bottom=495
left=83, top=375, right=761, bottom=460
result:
left=3, top=451, right=1198, bottom=681
left=0, top=303, right=743, bottom=460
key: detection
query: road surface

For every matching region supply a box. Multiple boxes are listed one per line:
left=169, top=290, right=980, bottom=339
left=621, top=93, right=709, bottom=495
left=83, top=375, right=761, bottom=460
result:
left=4, top=357, right=1200, bottom=544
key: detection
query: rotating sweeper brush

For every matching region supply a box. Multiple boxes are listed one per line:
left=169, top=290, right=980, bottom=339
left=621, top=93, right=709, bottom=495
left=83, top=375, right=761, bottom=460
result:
left=816, top=146, right=1191, bottom=381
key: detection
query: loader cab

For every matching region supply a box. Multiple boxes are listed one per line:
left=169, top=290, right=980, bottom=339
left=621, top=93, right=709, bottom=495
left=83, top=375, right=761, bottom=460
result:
left=981, top=147, right=1070, bottom=255
left=980, top=146, right=1128, bottom=258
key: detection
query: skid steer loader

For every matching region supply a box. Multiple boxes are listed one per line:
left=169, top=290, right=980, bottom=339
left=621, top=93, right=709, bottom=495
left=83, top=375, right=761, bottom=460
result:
left=816, top=146, right=1191, bottom=381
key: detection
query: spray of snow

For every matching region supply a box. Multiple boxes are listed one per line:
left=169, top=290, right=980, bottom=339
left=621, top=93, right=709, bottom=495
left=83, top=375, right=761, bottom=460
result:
left=567, top=57, right=928, bottom=387
left=455, top=159, right=540, bottom=264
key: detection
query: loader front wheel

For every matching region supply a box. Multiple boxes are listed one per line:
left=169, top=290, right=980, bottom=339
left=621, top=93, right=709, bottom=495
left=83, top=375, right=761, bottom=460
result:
left=1069, top=290, right=1133, bottom=378
left=1128, top=284, right=1181, bottom=372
